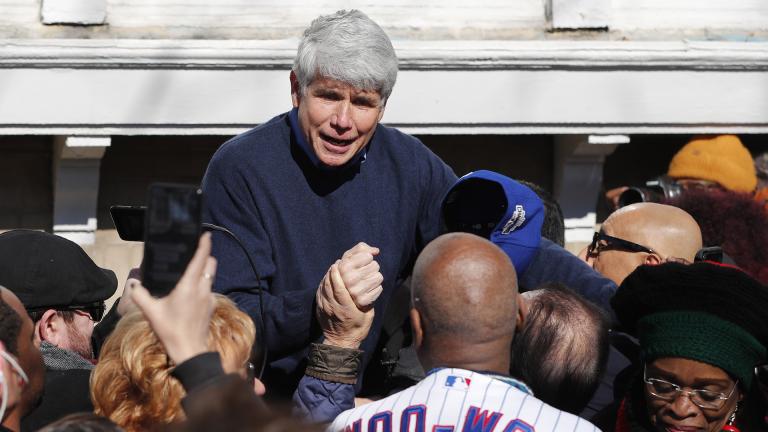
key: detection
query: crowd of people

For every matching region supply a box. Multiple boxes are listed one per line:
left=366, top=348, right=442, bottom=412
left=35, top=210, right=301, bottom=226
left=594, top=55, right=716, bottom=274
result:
left=1, top=8, right=768, bottom=432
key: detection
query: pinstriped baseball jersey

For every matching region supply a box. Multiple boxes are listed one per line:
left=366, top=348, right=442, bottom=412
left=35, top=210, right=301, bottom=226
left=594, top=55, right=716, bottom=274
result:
left=328, top=368, right=602, bottom=432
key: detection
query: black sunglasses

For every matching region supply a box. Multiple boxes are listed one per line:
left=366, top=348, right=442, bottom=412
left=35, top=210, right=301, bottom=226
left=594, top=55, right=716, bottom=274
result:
left=587, top=231, right=657, bottom=257
left=27, top=302, right=106, bottom=322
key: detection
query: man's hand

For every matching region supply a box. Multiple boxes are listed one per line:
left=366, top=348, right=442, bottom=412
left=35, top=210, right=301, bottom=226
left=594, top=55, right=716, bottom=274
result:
left=131, top=232, right=216, bottom=365
left=338, top=242, right=384, bottom=309
left=316, top=261, right=375, bottom=349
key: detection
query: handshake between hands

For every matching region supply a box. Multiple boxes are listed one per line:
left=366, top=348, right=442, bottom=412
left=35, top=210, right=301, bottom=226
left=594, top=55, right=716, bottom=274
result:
left=128, top=235, right=383, bottom=367
left=315, top=242, right=384, bottom=350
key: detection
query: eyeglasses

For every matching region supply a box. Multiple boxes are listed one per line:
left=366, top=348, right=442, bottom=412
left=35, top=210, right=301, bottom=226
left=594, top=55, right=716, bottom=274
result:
left=676, top=179, right=723, bottom=192
left=587, top=231, right=657, bottom=258
left=27, top=302, right=106, bottom=322
left=70, top=303, right=106, bottom=322
left=644, top=366, right=738, bottom=410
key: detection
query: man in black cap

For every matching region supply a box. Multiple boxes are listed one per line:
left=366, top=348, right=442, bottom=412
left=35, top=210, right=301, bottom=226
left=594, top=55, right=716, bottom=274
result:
left=0, top=230, right=117, bottom=430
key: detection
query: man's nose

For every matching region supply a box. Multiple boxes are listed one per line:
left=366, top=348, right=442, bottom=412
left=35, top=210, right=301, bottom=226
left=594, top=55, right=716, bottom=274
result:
left=330, top=102, right=352, bottom=130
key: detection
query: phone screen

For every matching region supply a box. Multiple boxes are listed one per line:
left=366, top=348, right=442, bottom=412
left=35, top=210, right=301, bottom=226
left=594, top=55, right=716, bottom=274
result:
left=142, top=183, right=203, bottom=297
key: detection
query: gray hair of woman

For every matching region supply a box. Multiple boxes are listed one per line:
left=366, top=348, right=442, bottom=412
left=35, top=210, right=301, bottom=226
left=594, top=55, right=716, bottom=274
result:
left=293, top=9, right=398, bottom=104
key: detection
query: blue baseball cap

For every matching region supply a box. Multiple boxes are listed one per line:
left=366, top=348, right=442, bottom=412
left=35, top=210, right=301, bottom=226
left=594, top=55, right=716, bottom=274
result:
left=441, top=170, right=544, bottom=276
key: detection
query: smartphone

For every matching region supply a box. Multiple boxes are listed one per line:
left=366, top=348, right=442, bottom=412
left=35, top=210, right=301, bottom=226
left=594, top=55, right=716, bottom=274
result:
left=109, top=205, right=146, bottom=241
left=142, top=183, right=203, bottom=297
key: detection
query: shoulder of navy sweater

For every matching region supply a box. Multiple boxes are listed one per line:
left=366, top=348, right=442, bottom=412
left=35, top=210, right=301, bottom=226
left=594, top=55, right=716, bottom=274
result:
left=208, top=112, right=291, bottom=169
left=368, top=123, right=446, bottom=169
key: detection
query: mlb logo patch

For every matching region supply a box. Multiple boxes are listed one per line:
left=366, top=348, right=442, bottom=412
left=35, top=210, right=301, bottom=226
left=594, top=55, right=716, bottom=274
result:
left=445, top=375, right=471, bottom=390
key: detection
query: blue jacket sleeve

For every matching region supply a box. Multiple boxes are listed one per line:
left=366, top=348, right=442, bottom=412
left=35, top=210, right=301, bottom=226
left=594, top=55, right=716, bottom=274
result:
left=292, top=375, right=356, bottom=424
left=520, top=238, right=618, bottom=322
left=202, top=149, right=313, bottom=356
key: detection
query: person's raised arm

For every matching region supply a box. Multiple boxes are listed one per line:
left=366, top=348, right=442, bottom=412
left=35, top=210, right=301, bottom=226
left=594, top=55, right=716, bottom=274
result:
left=521, top=238, right=618, bottom=323
left=294, top=259, right=377, bottom=423
left=131, top=232, right=216, bottom=365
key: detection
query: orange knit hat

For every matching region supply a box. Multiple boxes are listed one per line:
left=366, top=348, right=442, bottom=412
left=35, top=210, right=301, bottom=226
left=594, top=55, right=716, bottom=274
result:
left=668, top=135, right=757, bottom=193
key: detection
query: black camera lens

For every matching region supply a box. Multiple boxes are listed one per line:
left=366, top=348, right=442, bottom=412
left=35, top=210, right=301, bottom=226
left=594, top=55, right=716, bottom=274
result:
left=618, top=187, right=665, bottom=207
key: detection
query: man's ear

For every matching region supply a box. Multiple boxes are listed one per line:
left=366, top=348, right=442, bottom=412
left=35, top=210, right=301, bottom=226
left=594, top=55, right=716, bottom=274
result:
left=290, top=71, right=301, bottom=108
left=410, top=308, right=423, bottom=350
left=645, top=254, right=662, bottom=266
left=38, top=309, right=65, bottom=347
left=578, top=246, right=593, bottom=265
left=515, top=294, right=527, bottom=332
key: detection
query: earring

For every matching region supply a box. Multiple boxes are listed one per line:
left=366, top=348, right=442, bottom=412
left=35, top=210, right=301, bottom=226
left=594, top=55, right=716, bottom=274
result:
left=721, top=405, right=740, bottom=432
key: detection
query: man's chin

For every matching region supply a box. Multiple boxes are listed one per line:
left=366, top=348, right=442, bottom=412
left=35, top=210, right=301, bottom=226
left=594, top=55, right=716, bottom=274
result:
left=316, top=148, right=357, bottom=167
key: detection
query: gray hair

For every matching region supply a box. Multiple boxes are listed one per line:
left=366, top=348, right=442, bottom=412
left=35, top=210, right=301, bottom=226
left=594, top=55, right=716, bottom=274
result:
left=293, top=10, right=398, bottom=104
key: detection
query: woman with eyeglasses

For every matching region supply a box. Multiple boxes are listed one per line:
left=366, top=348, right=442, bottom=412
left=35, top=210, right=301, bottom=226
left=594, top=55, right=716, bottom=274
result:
left=599, top=262, right=768, bottom=432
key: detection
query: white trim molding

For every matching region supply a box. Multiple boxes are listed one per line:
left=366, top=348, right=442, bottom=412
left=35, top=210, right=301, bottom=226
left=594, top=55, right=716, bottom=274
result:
left=2, top=39, right=768, bottom=70
left=1, top=39, right=768, bottom=136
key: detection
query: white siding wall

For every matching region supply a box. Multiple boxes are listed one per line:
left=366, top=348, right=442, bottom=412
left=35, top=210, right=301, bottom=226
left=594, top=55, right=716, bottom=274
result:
left=0, top=0, right=40, bottom=25
left=1, top=0, right=766, bottom=134
left=106, top=0, right=545, bottom=35
left=2, top=0, right=768, bottom=39
left=612, top=0, right=768, bottom=31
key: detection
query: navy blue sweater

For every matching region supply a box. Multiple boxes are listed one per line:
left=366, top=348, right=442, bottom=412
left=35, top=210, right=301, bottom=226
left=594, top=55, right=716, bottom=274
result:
left=202, top=111, right=456, bottom=394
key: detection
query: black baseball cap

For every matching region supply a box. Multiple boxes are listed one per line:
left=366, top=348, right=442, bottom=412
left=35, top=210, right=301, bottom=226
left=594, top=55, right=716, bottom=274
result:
left=0, top=230, right=117, bottom=313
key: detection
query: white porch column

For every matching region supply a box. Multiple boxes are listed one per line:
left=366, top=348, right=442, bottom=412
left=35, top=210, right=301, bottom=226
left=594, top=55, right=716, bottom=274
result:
left=52, top=136, right=110, bottom=245
left=553, top=135, right=628, bottom=245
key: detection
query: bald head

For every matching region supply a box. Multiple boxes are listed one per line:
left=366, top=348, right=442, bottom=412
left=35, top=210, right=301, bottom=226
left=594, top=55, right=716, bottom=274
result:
left=606, top=203, right=702, bottom=259
left=412, top=233, right=519, bottom=353
left=592, top=203, right=702, bottom=284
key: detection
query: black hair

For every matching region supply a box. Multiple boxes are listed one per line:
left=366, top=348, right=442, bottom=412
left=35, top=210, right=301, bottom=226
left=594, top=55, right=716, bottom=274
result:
left=518, top=181, right=565, bottom=247
left=510, top=283, right=610, bottom=415
left=0, top=296, right=22, bottom=357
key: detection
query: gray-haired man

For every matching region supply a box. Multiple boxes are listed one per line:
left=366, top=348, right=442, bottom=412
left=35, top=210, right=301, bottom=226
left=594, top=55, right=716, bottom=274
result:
left=202, top=10, right=456, bottom=397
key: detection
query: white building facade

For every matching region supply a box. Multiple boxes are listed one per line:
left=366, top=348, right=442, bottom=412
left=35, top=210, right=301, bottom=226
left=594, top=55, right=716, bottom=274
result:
left=1, top=0, right=767, bottom=280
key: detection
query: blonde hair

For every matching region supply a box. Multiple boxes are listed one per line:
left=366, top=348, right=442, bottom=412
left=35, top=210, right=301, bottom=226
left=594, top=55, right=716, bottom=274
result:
left=91, top=294, right=256, bottom=432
